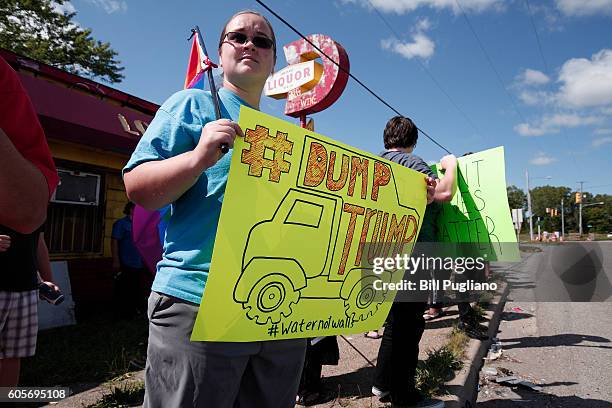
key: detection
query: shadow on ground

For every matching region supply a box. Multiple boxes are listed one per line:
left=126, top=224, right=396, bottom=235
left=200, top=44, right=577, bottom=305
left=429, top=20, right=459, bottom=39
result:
left=321, top=365, right=377, bottom=400
left=501, top=333, right=611, bottom=350
left=478, top=385, right=612, bottom=408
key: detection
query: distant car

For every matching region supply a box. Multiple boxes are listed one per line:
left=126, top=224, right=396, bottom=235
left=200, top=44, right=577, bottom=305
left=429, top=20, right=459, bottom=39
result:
left=608, top=232, right=612, bottom=238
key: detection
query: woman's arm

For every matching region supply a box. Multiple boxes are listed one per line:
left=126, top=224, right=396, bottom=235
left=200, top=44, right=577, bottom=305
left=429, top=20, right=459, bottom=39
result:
left=0, top=128, right=49, bottom=233
left=433, top=154, right=458, bottom=203
left=124, top=119, right=243, bottom=210
left=37, top=232, right=60, bottom=291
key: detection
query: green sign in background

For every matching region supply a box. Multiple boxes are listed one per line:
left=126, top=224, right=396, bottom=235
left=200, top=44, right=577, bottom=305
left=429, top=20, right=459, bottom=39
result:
left=432, top=147, right=520, bottom=262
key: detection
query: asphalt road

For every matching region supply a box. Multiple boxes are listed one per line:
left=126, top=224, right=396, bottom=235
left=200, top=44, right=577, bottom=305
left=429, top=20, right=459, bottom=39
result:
left=477, top=241, right=612, bottom=407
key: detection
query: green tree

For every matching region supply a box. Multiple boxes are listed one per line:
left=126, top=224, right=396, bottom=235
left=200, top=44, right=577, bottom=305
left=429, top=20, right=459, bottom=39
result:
left=582, top=193, right=612, bottom=233
left=0, top=0, right=124, bottom=83
left=507, top=185, right=526, bottom=210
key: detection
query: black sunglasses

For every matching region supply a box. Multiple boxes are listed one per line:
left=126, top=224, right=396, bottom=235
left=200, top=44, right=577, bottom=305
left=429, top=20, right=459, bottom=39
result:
left=224, top=31, right=274, bottom=50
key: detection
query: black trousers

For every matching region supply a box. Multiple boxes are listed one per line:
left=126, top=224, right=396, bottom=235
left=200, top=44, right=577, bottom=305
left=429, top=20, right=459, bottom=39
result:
left=374, top=301, right=426, bottom=404
left=298, top=336, right=339, bottom=395
left=114, top=265, right=147, bottom=318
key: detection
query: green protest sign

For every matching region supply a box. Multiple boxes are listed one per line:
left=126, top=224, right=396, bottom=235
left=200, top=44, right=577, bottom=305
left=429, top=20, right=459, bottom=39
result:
left=432, top=147, right=519, bottom=262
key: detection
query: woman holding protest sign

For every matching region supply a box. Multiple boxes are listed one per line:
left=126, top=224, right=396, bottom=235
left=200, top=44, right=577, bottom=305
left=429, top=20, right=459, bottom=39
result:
left=123, top=10, right=306, bottom=408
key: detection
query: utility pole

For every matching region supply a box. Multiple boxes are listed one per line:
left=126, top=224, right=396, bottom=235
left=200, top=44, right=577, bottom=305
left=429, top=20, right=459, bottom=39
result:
left=578, top=181, right=585, bottom=236
left=526, top=170, right=533, bottom=241
left=561, top=198, right=565, bottom=240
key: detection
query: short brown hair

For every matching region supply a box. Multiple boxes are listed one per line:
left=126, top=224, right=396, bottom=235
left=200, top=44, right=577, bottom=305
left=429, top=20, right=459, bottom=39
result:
left=383, top=116, right=418, bottom=149
left=218, top=10, right=277, bottom=58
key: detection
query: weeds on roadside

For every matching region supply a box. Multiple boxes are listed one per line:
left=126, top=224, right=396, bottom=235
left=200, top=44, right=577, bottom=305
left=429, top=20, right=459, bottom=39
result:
left=416, top=328, right=468, bottom=397
left=88, top=381, right=145, bottom=408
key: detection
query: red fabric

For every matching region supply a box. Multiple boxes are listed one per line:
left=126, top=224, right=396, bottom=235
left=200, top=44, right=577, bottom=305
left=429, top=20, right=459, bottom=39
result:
left=184, top=36, right=218, bottom=89
left=184, top=37, right=201, bottom=89
left=0, top=56, right=59, bottom=197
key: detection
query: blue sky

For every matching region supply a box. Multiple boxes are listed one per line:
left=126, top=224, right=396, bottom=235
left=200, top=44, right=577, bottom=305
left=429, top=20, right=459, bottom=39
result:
left=57, top=0, right=612, bottom=195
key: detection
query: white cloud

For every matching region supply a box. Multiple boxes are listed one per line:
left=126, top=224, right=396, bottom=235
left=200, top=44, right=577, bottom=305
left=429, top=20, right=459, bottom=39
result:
left=592, top=136, right=612, bottom=147
left=547, top=113, right=602, bottom=127
left=382, top=32, right=435, bottom=60
left=530, top=153, right=557, bottom=166
left=518, top=90, right=553, bottom=106
left=342, top=0, right=503, bottom=14
left=520, top=69, right=550, bottom=86
left=87, top=0, right=127, bottom=13
left=52, top=1, right=76, bottom=15
left=555, top=0, right=612, bottom=16
left=515, top=123, right=553, bottom=136
left=513, top=69, right=552, bottom=106
left=415, top=17, right=431, bottom=31
left=515, top=113, right=603, bottom=136
left=515, top=49, right=612, bottom=111
left=381, top=17, right=435, bottom=60
left=594, top=128, right=612, bottom=135
left=556, top=49, right=612, bottom=108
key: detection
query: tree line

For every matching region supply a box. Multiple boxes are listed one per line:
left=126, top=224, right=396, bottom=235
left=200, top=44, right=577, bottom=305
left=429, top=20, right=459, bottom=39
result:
left=507, top=185, right=612, bottom=234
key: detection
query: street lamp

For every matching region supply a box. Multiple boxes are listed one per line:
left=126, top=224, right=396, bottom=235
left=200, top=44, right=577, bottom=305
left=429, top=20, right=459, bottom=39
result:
left=583, top=202, right=605, bottom=208
left=526, top=170, right=552, bottom=241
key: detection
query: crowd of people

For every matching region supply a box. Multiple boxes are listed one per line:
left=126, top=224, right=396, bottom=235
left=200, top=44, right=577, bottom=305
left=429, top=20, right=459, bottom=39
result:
left=1, top=9, right=493, bottom=408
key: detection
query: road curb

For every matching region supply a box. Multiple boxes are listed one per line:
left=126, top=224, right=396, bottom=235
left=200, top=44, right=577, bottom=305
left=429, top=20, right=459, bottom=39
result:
left=440, top=280, right=510, bottom=408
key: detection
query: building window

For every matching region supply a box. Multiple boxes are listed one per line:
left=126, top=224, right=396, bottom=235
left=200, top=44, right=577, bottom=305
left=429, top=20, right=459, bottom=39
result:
left=46, top=168, right=105, bottom=255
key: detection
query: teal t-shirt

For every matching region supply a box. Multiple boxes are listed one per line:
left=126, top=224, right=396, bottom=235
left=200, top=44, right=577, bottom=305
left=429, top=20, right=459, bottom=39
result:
left=123, top=88, right=250, bottom=304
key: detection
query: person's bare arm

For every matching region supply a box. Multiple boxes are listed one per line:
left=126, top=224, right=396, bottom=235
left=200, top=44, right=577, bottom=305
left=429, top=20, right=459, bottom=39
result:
left=425, top=176, right=436, bottom=204
left=124, top=119, right=242, bottom=210
left=433, top=154, right=458, bottom=203
left=37, top=232, right=59, bottom=291
left=0, top=235, right=10, bottom=252
left=0, top=128, right=48, bottom=233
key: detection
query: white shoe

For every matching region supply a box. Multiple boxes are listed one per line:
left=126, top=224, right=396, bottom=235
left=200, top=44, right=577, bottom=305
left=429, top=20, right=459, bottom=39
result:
left=393, top=398, right=445, bottom=408
left=371, top=385, right=390, bottom=399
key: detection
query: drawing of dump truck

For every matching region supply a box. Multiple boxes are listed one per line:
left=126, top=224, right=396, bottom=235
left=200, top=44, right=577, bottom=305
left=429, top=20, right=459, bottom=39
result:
left=233, top=137, right=421, bottom=325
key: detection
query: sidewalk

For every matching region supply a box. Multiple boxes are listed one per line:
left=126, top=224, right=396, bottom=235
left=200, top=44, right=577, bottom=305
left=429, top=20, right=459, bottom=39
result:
left=50, top=281, right=508, bottom=408
left=303, top=281, right=507, bottom=407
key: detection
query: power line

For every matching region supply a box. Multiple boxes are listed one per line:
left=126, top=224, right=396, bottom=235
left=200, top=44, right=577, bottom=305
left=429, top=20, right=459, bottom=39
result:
left=523, top=0, right=549, bottom=75
left=369, top=2, right=482, bottom=137
left=454, top=0, right=528, bottom=124
left=522, top=1, right=582, bottom=180
left=454, top=0, right=571, bottom=184
left=255, top=0, right=452, bottom=154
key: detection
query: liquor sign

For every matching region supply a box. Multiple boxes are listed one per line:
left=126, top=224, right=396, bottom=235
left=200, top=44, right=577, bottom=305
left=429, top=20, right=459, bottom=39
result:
left=265, top=34, right=350, bottom=119
left=265, top=60, right=323, bottom=99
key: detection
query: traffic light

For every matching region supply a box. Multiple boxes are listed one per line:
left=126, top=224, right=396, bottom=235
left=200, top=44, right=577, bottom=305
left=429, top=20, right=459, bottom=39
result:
left=576, top=192, right=582, bottom=204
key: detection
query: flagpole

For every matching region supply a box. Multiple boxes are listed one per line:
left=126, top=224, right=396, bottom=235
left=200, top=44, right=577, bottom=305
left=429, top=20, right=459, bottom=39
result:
left=194, top=25, right=228, bottom=153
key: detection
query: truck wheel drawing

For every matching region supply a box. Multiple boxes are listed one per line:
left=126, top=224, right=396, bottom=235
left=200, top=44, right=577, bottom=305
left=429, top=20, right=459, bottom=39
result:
left=245, top=273, right=300, bottom=325
left=343, top=273, right=384, bottom=322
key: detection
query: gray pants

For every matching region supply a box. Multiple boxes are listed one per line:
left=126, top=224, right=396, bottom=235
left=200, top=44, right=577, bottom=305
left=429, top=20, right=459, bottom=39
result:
left=144, top=292, right=307, bottom=408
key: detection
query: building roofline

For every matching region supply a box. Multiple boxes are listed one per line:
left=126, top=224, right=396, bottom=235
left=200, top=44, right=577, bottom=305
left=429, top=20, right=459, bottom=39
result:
left=1, top=48, right=160, bottom=115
